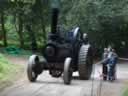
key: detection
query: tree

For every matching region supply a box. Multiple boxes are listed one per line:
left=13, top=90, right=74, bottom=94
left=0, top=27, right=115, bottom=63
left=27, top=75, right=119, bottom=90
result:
left=0, top=10, right=7, bottom=47
left=0, top=1, right=9, bottom=47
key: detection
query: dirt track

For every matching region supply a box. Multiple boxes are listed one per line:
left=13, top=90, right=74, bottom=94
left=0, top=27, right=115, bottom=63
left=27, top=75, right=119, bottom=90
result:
left=0, top=56, right=128, bottom=96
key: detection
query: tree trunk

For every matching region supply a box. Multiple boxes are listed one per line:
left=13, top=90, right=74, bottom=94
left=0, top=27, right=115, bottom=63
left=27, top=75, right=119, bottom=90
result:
left=26, top=25, right=37, bottom=53
left=41, top=20, right=46, bottom=44
left=0, top=10, right=7, bottom=47
left=18, top=14, right=24, bottom=48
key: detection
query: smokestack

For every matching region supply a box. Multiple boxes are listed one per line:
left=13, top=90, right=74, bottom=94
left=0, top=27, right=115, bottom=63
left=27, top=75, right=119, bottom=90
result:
left=51, top=0, right=60, bottom=34
left=51, top=8, right=59, bottom=34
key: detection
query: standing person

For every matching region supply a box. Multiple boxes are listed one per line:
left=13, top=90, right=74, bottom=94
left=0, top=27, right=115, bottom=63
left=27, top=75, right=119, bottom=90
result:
left=102, top=48, right=109, bottom=80
left=108, top=49, right=118, bottom=81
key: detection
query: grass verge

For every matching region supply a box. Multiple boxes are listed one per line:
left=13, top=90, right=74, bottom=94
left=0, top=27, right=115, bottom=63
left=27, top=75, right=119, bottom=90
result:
left=123, top=87, right=128, bottom=96
left=0, top=54, right=23, bottom=91
left=122, top=82, right=128, bottom=96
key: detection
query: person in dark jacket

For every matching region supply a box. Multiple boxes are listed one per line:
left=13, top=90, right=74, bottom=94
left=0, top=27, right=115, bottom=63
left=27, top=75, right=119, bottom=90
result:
left=102, top=48, right=109, bottom=80
left=107, top=49, right=118, bottom=81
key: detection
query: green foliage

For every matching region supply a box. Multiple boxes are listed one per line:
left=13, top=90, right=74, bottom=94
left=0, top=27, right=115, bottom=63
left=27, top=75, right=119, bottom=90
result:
left=0, top=0, right=50, bottom=48
left=5, top=16, right=18, bottom=41
left=59, top=0, right=128, bottom=55
left=0, top=0, right=128, bottom=55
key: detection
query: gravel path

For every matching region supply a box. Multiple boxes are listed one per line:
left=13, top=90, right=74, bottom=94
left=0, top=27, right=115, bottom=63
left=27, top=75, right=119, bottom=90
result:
left=0, top=56, right=128, bottom=96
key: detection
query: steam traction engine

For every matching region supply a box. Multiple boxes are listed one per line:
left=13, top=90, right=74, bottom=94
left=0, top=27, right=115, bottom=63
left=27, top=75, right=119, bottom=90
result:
left=27, top=0, right=93, bottom=84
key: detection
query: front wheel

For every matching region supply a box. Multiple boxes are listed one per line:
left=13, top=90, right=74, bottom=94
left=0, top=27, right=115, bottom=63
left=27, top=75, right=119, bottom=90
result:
left=63, top=57, right=73, bottom=85
left=27, top=55, right=39, bottom=82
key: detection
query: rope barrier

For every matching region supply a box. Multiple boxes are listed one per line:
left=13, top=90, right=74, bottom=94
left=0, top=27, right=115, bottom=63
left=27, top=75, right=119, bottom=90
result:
left=119, top=58, right=128, bottom=61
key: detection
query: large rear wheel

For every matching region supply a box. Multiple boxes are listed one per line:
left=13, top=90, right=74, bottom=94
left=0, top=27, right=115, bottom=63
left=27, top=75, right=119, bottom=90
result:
left=78, top=44, right=93, bottom=80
